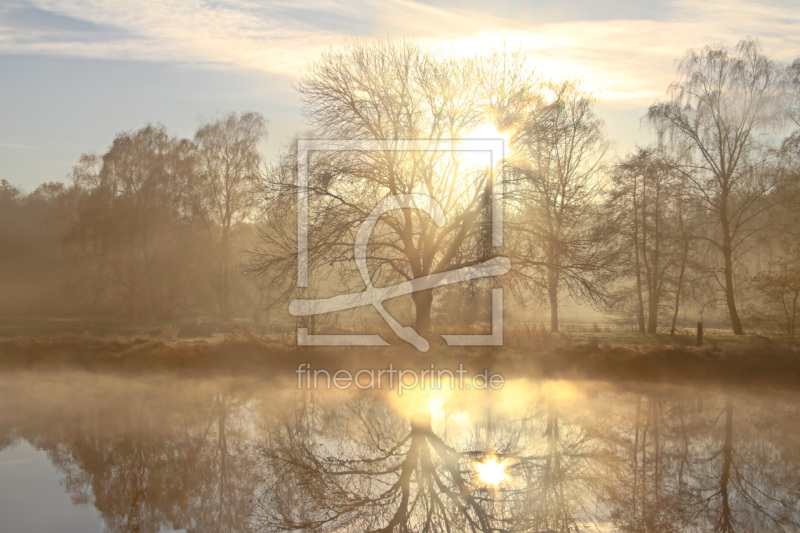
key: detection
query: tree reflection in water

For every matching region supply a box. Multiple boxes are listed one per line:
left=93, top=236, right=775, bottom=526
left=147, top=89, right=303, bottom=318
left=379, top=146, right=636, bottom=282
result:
left=253, top=393, right=500, bottom=531
left=0, top=373, right=799, bottom=532
left=0, top=374, right=263, bottom=533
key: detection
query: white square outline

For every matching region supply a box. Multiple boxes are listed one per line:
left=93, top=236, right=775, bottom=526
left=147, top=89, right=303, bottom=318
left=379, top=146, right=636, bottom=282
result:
left=296, top=139, right=505, bottom=347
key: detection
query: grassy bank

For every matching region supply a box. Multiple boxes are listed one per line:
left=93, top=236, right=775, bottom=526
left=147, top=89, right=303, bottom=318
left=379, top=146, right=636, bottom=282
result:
left=0, top=328, right=798, bottom=388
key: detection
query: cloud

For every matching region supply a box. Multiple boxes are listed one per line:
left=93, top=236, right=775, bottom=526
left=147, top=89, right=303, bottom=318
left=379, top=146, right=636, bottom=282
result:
left=427, top=1, right=799, bottom=106
left=1, top=0, right=337, bottom=73
left=1, top=0, right=798, bottom=106
left=0, top=142, right=35, bottom=150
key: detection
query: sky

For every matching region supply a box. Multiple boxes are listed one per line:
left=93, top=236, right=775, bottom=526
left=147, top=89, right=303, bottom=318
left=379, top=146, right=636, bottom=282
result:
left=1, top=0, right=799, bottom=190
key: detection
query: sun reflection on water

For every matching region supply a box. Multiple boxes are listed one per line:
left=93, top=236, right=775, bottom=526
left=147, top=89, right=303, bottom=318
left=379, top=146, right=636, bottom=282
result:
left=475, top=456, right=509, bottom=487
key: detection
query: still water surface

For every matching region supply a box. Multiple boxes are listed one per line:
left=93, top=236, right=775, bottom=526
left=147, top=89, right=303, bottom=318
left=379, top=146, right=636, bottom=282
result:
left=1, top=371, right=799, bottom=532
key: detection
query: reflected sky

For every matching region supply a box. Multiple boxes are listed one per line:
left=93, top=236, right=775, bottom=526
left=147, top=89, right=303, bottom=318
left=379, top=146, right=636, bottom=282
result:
left=1, top=371, right=799, bottom=532
left=0, top=440, right=103, bottom=533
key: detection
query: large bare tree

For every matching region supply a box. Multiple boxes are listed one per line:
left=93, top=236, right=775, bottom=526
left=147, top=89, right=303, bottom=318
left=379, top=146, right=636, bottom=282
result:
left=647, top=40, right=787, bottom=334
left=253, top=42, right=532, bottom=334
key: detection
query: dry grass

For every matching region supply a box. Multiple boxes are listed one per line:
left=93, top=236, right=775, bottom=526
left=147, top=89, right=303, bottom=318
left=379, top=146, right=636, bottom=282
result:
left=0, top=326, right=798, bottom=388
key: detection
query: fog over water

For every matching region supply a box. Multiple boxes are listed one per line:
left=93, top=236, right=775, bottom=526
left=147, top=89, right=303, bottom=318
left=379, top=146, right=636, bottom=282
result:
left=1, top=372, right=799, bottom=532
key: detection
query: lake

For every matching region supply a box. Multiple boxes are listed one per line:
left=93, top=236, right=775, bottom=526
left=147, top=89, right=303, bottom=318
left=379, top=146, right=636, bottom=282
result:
left=1, top=370, right=799, bottom=532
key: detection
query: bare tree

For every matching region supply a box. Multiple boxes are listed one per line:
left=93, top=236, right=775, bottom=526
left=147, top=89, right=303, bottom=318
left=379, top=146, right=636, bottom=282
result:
left=648, top=40, right=787, bottom=334
left=608, top=147, right=692, bottom=334
left=195, top=111, right=266, bottom=320
left=252, top=42, right=531, bottom=334
left=750, top=244, right=800, bottom=335
left=505, top=81, right=614, bottom=333
left=69, top=124, right=203, bottom=319
left=787, top=58, right=800, bottom=129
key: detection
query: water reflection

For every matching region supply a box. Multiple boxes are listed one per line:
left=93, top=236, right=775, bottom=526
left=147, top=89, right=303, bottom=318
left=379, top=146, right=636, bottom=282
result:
left=1, top=372, right=799, bottom=532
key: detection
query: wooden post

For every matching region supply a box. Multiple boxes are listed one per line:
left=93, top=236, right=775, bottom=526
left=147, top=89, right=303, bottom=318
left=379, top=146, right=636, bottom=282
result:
left=696, top=321, right=703, bottom=346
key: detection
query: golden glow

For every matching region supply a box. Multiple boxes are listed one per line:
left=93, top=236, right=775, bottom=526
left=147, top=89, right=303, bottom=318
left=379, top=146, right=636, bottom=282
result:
left=388, top=379, right=588, bottom=430
left=540, top=380, right=582, bottom=403
left=388, top=384, right=455, bottom=425
left=428, top=395, right=446, bottom=419
left=458, top=121, right=514, bottom=169
left=467, top=122, right=514, bottom=149
left=475, top=456, right=509, bottom=486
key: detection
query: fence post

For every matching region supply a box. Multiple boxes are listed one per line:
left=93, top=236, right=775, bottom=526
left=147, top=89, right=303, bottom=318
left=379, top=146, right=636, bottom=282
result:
left=696, top=321, right=703, bottom=346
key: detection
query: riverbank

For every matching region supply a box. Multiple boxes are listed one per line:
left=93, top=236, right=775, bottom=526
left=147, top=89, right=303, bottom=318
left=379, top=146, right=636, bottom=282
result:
left=1, top=329, right=798, bottom=388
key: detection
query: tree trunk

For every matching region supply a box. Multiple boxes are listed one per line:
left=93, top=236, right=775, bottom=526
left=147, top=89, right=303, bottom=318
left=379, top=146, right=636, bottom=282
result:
left=670, top=236, right=688, bottom=335
left=634, top=272, right=646, bottom=333
left=647, top=295, right=659, bottom=335
left=548, top=266, right=559, bottom=334
left=722, top=244, right=744, bottom=335
left=646, top=182, right=661, bottom=335
left=412, top=289, right=433, bottom=334
left=220, top=223, right=231, bottom=321
left=720, top=193, right=744, bottom=335
left=632, top=182, right=646, bottom=333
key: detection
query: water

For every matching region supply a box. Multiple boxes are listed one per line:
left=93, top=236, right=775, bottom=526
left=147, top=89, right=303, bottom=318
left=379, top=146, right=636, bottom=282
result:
left=1, top=371, right=799, bottom=532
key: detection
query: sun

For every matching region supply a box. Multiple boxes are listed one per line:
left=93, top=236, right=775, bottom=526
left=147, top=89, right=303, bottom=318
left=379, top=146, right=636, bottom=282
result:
left=475, top=456, right=509, bottom=487
left=456, top=121, right=515, bottom=171
left=467, top=121, right=514, bottom=151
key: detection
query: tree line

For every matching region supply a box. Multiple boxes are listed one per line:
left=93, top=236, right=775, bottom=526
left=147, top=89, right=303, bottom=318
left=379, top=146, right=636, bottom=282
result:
left=1, top=112, right=269, bottom=322
left=2, top=39, right=798, bottom=335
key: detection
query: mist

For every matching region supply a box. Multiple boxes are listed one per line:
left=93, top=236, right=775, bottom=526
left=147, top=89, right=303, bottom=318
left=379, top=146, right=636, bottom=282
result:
left=2, top=11, right=800, bottom=533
